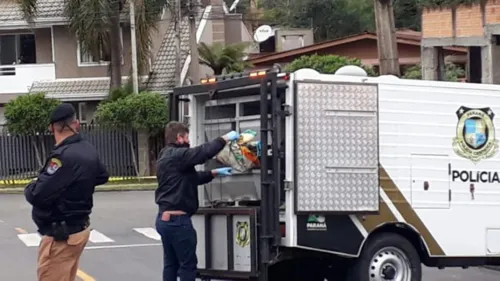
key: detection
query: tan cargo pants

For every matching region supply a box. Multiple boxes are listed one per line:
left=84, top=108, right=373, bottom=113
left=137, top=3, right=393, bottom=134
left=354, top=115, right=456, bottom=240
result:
left=37, top=228, right=91, bottom=281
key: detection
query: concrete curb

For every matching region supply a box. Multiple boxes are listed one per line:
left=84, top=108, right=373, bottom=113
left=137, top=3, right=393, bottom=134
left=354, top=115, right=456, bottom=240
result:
left=0, top=183, right=157, bottom=194
left=483, top=265, right=500, bottom=272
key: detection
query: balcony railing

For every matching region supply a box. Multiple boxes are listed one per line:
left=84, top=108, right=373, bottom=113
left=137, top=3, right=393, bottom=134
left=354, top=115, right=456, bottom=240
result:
left=0, top=64, right=56, bottom=94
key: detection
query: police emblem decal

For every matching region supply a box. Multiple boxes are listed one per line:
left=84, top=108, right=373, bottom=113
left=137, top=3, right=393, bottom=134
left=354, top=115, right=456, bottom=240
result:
left=235, top=221, right=250, bottom=247
left=452, top=106, right=499, bottom=163
left=46, top=158, right=62, bottom=175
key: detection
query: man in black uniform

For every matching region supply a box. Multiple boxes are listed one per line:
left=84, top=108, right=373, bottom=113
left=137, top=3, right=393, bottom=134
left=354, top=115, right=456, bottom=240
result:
left=24, top=103, right=109, bottom=281
left=155, top=121, right=240, bottom=281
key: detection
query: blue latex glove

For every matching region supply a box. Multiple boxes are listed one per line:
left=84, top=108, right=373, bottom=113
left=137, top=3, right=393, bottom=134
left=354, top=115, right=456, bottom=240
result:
left=224, top=131, right=240, bottom=142
left=214, top=167, right=233, bottom=176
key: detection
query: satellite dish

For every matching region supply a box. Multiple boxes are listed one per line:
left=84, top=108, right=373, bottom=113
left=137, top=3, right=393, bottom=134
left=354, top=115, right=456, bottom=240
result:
left=253, top=25, right=274, bottom=43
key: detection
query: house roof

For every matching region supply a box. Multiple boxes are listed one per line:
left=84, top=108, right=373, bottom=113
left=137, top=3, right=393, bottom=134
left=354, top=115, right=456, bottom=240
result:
left=145, top=16, right=198, bottom=91
left=30, top=79, right=118, bottom=101
left=29, top=77, right=149, bottom=101
left=0, top=0, right=130, bottom=26
left=0, top=0, right=65, bottom=22
left=247, top=30, right=467, bottom=65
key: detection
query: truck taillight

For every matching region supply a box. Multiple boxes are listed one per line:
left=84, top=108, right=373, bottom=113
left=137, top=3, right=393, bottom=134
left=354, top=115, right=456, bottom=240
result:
left=280, top=223, right=286, bottom=237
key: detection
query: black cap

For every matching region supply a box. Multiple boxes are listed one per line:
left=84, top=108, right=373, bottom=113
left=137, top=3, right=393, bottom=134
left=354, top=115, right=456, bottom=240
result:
left=49, top=103, right=76, bottom=124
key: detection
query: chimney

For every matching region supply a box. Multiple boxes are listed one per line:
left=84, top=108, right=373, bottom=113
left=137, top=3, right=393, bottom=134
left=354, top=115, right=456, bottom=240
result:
left=211, top=0, right=225, bottom=44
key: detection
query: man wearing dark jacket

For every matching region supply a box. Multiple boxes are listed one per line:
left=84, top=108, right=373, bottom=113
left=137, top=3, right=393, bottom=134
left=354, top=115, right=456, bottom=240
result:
left=24, top=103, right=109, bottom=281
left=155, top=121, right=239, bottom=281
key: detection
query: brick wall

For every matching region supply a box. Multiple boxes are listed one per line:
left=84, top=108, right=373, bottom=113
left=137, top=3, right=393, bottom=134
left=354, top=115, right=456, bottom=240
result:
left=422, top=8, right=453, bottom=38
left=422, top=0, right=500, bottom=38
left=485, top=0, right=500, bottom=24
left=455, top=4, right=483, bottom=37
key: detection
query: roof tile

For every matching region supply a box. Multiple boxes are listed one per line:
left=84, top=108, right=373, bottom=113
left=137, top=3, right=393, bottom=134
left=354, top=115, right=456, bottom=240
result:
left=0, top=0, right=66, bottom=22
left=145, top=11, right=203, bottom=92
left=29, top=77, right=148, bottom=99
left=0, top=0, right=130, bottom=23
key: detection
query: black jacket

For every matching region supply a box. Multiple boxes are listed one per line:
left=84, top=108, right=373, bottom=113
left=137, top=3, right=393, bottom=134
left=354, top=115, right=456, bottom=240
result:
left=24, top=134, right=109, bottom=232
left=155, top=137, right=227, bottom=215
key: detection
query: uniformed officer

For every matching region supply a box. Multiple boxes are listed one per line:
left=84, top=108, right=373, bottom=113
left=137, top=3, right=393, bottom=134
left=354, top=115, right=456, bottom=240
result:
left=24, top=103, right=109, bottom=281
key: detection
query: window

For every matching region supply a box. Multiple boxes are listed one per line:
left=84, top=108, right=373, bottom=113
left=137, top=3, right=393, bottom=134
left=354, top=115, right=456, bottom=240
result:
left=77, top=27, right=123, bottom=66
left=78, top=102, right=87, bottom=123
left=0, top=34, right=36, bottom=65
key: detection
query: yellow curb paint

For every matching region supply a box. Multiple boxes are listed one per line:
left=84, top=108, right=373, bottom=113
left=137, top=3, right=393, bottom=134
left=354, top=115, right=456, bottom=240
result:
left=15, top=228, right=96, bottom=281
left=1, top=176, right=157, bottom=186
left=15, top=227, right=28, bottom=234
left=77, top=269, right=96, bottom=281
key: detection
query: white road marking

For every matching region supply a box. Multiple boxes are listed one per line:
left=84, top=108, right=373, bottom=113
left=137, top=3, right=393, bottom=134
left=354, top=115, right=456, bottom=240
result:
left=133, top=227, right=161, bottom=241
left=89, top=229, right=115, bottom=243
left=84, top=243, right=162, bottom=250
left=17, top=233, right=41, bottom=247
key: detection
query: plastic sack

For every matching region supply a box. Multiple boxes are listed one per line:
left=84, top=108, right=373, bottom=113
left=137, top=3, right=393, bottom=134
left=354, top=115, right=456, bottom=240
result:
left=216, top=129, right=262, bottom=173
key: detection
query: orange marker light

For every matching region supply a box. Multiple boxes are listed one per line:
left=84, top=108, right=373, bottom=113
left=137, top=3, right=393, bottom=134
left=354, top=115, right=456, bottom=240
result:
left=208, top=78, right=216, bottom=83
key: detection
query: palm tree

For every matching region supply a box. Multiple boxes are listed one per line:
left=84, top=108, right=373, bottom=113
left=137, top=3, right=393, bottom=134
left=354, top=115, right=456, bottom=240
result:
left=198, top=42, right=253, bottom=75
left=17, top=0, right=166, bottom=90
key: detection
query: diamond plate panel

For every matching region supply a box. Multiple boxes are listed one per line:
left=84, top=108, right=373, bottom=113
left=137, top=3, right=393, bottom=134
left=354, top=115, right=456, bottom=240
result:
left=295, top=82, right=379, bottom=212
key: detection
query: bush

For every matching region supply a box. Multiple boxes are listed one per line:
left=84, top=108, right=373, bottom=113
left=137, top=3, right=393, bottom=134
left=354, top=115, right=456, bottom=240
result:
left=4, top=93, right=61, bottom=167
left=402, top=63, right=465, bottom=81
left=284, top=54, right=377, bottom=76
left=95, top=91, right=168, bottom=134
left=4, top=92, right=61, bottom=135
left=95, top=92, right=169, bottom=177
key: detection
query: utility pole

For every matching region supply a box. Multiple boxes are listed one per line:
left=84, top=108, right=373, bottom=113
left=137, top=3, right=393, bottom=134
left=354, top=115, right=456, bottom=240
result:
left=374, top=0, right=400, bottom=76
left=174, top=0, right=182, bottom=86
left=129, top=0, right=139, bottom=93
left=188, top=0, right=200, bottom=83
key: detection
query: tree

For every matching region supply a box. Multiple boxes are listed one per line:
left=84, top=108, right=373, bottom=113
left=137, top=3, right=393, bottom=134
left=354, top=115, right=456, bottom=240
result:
left=3, top=93, right=61, bottom=167
left=253, top=0, right=420, bottom=41
left=403, top=63, right=466, bottom=81
left=284, top=54, right=377, bottom=76
left=95, top=92, right=168, bottom=176
left=198, top=42, right=253, bottom=75
left=18, top=0, right=165, bottom=90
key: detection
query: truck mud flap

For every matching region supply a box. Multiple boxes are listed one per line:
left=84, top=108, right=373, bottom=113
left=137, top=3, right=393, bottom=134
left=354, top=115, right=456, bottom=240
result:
left=193, top=207, right=259, bottom=279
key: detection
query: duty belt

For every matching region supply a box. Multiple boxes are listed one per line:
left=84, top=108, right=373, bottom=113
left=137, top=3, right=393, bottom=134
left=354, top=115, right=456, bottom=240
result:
left=39, top=219, right=90, bottom=241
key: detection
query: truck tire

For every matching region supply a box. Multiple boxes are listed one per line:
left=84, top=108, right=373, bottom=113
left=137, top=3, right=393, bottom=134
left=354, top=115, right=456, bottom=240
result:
left=346, top=233, right=422, bottom=281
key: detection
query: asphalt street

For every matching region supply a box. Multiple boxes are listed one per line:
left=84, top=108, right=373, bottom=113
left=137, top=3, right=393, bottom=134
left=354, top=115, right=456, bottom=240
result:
left=1, top=191, right=500, bottom=281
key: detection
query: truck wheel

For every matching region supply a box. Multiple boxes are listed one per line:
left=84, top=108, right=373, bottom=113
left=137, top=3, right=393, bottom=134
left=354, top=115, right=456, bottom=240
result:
left=346, top=233, right=421, bottom=281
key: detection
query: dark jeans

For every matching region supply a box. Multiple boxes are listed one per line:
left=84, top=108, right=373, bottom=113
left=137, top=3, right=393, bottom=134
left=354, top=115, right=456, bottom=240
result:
left=155, top=213, right=198, bottom=281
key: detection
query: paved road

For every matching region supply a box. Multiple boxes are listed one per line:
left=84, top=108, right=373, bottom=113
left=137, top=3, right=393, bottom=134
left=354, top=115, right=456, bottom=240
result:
left=1, top=191, right=499, bottom=281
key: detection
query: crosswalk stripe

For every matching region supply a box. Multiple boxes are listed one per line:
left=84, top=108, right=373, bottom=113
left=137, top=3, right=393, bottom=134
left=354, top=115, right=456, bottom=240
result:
left=89, top=229, right=115, bottom=243
left=133, top=227, right=161, bottom=241
left=15, top=227, right=165, bottom=247
left=17, top=233, right=41, bottom=247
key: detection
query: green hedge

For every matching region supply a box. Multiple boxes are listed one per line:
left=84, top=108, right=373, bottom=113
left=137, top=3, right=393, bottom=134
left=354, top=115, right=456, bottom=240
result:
left=418, top=0, right=481, bottom=8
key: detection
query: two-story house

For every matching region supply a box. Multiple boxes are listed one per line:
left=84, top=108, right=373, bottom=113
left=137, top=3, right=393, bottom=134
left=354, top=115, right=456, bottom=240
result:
left=0, top=0, right=254, bottom=125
